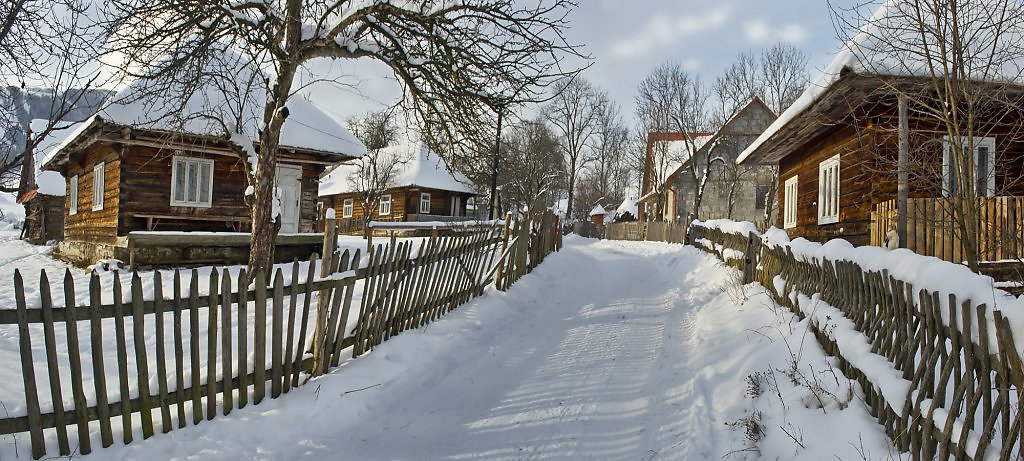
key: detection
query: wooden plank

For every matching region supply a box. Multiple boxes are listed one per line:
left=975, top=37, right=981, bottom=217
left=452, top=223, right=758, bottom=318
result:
left=14, top=270, right=45, bottom=459
left=330, top=265, right=358, bottom=367
left=89, top=273, right=114, bottom=446
left=130, top=273, right=155, bottom=438
left=253, top=271, right=267, bottom=404
left=271, top=269, right=284, bottom=398
left=326, top=250, right=352, bottom=366
left=188, top=269, right=203, bottom=424
left=205, top=270, right=219, bottom=421
left=63, top=270, right=91, bottom=454
left=111, top=272, right=133, bottom=443
left=38, top=270, right=70, bottom=454
left=220, top=269, right=233, bottom=415
left=152, top=271, right=172, bottom=433
left=172, top=270, right=186, bottom=428
left=236, top=268, right=249, bottom=409
left=291, top=256, right=317, bottom=387
left=282, top=260, right=299, bottom=393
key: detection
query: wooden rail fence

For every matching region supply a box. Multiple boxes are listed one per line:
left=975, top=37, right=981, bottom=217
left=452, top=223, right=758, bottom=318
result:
left=605, top=221, right=686, bottom=244
left=9, top=213, right=561, bottom=459
left=872, top=196, right=1024, bottom=263
left=693, top=221, right=1024, bottom=460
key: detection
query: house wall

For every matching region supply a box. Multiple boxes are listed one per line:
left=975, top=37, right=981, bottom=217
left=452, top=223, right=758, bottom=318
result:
left=64, top=143, right=121, bottom=244
left=777, top=108, right=1024, bottom=248
left=323, top=187, right=472, bottom=229
left=63, top=143, right=327, bottom=244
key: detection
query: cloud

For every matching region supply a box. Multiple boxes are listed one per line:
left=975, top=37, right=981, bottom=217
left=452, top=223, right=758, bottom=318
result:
left=611, top=5, right=733, bottom=59
left=743, top=19, right=810, bottom=44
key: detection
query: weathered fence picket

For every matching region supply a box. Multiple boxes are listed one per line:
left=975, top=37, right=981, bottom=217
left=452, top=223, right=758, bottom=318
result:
left=690, top=220, right=1024, bottom=459
left=6, top=212, right=562, bottom=459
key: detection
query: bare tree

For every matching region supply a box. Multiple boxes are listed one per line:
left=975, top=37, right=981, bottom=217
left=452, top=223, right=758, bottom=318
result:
left=103, top=0, right=586, bottom=276
left=713, top=45, right=807, bottom=226
left=636, top=62, right=713, bottom=221
left=344, top=110, right=404, bottom=231
left=832, top=0, right=1024, bottom=270
left=583, top=91, right=629, bottom=211
left=545, top=76, right=600, bottom=222
left=499, top=118, right=564, bottom=215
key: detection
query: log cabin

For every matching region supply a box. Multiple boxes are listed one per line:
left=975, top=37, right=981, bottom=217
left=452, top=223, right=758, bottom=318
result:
left=737, top=4, right=1024, bottom=263
left=40, top=65, right=366, bottom=265
left=319, top=140, right=476, bottom=233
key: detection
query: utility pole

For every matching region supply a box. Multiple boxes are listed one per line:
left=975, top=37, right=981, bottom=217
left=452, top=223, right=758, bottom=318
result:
left=488, top=105, right=504, bottom=220
left=897, top=94, right=909, bottom=248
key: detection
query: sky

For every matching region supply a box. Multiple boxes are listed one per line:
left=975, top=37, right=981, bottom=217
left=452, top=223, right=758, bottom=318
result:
left=308, top=0, right=861, bottom=127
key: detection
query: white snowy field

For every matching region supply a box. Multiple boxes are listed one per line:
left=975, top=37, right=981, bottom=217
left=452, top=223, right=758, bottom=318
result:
left=0, top=235, right=900, bottom=460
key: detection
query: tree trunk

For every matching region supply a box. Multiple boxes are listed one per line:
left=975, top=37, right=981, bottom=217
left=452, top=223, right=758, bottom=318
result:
left=565, top=169, right=576, bottom=222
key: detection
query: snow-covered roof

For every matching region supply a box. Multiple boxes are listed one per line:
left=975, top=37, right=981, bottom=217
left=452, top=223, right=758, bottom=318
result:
left=663, top=135, right=714, bottom=174
left=738, top=0, right=1024, bottom=165
left=29, top=119, right=89, bottom=196
left=589, top=204, right=607, bottom=216
left=46, top=52, right=366, bottom=165
left=615, top=196, right=638, bottom=218
left=318, top=140, right=475, bottom=197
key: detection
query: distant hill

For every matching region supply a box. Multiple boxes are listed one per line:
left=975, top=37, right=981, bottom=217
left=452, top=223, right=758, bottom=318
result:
left=1, top=86, right=111, bottom=162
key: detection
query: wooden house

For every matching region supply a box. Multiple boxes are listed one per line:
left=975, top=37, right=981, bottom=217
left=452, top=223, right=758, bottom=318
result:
left=737, top=8, right=1024, bottom=262
left=40, top=66, right=366, bottom=265
left=666, top=96, right=777, bottom=225
left=15, top=121, right=73, bottom=244
left=638, top=132, right=713, bottom=222
left=319, top=141, right=476, bottom=233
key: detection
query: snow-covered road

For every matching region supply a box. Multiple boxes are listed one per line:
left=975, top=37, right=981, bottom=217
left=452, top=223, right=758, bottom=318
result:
left=80, top=236, right=894, bottom=460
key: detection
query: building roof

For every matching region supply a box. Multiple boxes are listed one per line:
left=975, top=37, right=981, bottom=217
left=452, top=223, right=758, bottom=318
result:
left=318, top=140, right=476, bottom=197
left=42, top=52, right=366, bottom=171
left=589, top=204, right=607, bottom=216
left=667, top=96, right=776, bottom=183
left=737, top=0, right=1024, bottom=165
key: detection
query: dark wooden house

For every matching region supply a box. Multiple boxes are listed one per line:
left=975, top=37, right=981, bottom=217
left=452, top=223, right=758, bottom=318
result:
left=738, top=69, right=1024, bottom=255
left=319, top=141, right=476, bottom=233
left=41, top=88, right=365, bottom=265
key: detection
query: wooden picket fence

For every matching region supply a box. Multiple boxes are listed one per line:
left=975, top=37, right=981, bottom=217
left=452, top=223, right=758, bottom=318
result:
left=693, top=221, right=1024, bottom=460
left=872, top=196, right=1024, bottom=263
left=605, top=221, right=686, bottom=244
left=8, top=214, right=560, bottom=459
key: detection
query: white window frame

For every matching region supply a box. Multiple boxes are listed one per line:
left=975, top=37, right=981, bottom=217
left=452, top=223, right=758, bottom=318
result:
left=379, top=194, right=392, bottom=216
left=92, top=162, right=104, bottom=211
left=817, top=154, right=840, bottom=225
left=419, top=192, right=431, bottom=214
left=342, top=198, right=353, bottom=218
left=784, top=175, right=798, bottom=229
left=170, top=156, right=215, bottom=208
left=943, top=136, right=996, bottom=197
left=69, top=175, right=78, bottom=215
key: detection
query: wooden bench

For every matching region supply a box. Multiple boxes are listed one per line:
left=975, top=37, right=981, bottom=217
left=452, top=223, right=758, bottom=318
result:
left=124, top=213, right=250, bottom=232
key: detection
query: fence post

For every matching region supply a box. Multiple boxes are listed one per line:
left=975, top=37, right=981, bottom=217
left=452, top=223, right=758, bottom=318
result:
left=744, top=231, right=758, bottom=284
left=312, top=214, right=338, bottom=377
left=496, top=212, right=512, bottom=291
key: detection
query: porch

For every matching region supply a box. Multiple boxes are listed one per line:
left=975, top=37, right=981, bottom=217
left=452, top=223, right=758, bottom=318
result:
left=870, top=196, right=1024, bottom=264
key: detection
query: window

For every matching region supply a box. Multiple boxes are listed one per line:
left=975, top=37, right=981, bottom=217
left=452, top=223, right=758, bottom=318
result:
left=379, top=194, right=392, bottom=216
left=419, top=192, right=431, bottom=214
left=943, top=136, right=996, bottom=197
left=342, top=198, right=353, bottom=218
left=755, top=184, right=770, bottom=210
left=817, top=154, right=840, bottom=224
left=92, top=162, right=104, bottom=211
left=784, top=176, right=798, bottom=229
left=69, top=175, right=78, bottom=215
left=171, top=156, right=214, bottom=207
